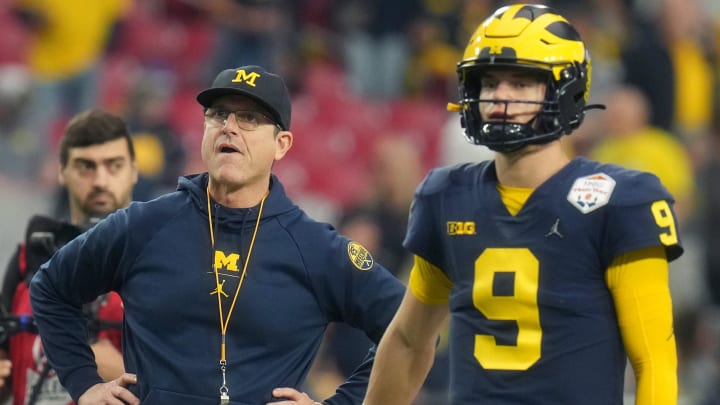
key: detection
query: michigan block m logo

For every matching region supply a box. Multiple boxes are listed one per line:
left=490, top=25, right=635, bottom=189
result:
left=214, top=250, right=240, bottom=272
left=232, top=69, right=261, bottom=87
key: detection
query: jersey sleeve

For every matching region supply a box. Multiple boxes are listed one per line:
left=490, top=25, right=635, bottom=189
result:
left=605, top=246, right=677, bottom=405
left=408, top=255, right=452, bottom=305
left=604, top=172, right=683, bottom=262
left=403, top=168, right=450, bottom=268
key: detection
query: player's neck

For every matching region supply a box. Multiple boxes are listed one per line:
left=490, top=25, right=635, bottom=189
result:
left=494, top=141, right=570, bottom=188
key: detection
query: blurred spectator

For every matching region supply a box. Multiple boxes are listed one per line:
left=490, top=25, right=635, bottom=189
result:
left=589, top=85, right=696, bottom=226
left=349, top=136, right=425, bottom=275
left=196, top=0, right=290, bottom=78
left=404, top=14, right=461, bottom=99
left=124, top=70, right=187, bottom=200
left=403, top=0, right=496, bottom=100
left=620, top=0, right=718, bottom=141
left=0, top=64, right=37, bottom=180
left=308, top=136, right=451, bottom=404
left=11, top=0, right=131, bottom=174
left=699, top=127, right=720, bottom=308
left=335, top=0, right=420, bottom=99
left=675, top=308, right=720, bottom=405
left=657, top=0, right=717, bottom=138
left=618, top=1, right=675, bottom=132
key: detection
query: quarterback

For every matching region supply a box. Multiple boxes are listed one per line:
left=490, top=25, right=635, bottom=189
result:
left=365, top=4, right=682, bottom=405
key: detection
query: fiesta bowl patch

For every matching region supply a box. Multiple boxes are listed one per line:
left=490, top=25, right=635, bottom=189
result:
left=567, top=172, right=616, bottom=214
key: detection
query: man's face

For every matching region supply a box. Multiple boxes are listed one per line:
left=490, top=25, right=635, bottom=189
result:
left=200, top=95, right=292, bottom=190
left=59, top=137, right=138, bottom=223
left=478, top=69, right=548, bottom=124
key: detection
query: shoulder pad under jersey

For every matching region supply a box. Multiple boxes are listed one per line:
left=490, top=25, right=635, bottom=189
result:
left=598, top=164, right=674, bottom=206
left=418, top=162, right=490, bottom=196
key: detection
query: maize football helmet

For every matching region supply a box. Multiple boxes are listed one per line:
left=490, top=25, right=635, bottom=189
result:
left=451, top=4, right=604, bottom=152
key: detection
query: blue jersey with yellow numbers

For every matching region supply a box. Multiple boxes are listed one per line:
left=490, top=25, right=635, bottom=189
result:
left=404, top=157, right=683, bottom=404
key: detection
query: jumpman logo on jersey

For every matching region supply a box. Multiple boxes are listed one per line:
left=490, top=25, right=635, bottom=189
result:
left=210, top=280, right=229, bottom=297
left=545, top=218, right=564, bottom=238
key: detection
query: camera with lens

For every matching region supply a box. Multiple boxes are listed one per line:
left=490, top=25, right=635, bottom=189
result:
left=0, top=216, right=102, bottom=345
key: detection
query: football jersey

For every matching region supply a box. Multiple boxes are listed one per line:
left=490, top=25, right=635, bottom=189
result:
left=404, top=157, right=683, bottom=404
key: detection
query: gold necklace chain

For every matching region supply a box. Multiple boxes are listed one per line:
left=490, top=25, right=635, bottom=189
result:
left=206, top=185, right=267, bottom=402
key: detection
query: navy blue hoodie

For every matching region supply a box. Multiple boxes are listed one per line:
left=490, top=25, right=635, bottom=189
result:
left=30, top=173, right=405, bottom=404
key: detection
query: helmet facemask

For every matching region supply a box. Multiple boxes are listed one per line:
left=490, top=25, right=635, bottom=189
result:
left=458, top=61, right=592, bottom=153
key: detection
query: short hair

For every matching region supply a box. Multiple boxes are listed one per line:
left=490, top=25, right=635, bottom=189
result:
left=58, top=109, right=136, bottom=167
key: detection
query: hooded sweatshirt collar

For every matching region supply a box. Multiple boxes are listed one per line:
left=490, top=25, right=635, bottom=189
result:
left=177, top=173, right=297, bottom=228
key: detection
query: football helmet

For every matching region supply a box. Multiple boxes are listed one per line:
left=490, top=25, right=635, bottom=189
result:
left=450, top=4, right=604, bottom=152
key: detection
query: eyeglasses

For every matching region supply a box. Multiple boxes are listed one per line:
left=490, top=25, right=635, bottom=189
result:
left=204, top=108, right=279, bottom=131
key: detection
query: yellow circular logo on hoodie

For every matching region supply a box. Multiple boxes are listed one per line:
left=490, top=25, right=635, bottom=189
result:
left=348, top=241, right=373, bottom=271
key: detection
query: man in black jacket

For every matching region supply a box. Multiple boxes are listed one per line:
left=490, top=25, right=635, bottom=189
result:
left=1, top=108, right=137, bottom=405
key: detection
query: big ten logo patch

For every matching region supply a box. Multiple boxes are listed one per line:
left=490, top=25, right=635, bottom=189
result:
left=447, top=221, right=476, bottom=236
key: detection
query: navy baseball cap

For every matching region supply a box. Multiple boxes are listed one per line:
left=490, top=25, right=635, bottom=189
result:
left=196, top=65, right=291, bottom=130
